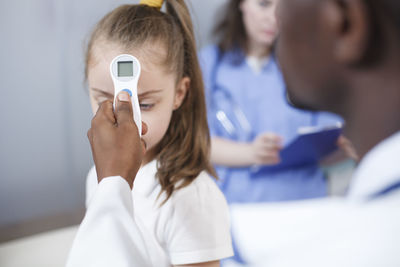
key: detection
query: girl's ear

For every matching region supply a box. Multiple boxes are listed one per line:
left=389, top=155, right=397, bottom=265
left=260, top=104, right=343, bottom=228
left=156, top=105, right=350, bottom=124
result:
left=174, top=77, right=190, bottom=110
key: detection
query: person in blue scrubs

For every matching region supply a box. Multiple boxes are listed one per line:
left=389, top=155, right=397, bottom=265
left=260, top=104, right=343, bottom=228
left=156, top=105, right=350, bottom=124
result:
left=200, top=1, right=356, bottom=264
left=199, top=0, right=353, bottom=204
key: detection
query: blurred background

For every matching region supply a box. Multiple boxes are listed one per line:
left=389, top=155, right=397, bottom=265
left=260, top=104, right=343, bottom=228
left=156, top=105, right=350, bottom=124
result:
left=0, top=0, right=227, bottom=265
left=0, top=0, right=354, bottom=266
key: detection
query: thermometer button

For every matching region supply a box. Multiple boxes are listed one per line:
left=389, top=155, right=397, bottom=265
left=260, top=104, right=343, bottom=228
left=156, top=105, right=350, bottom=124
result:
left=121, top=89, right=133, bottom=97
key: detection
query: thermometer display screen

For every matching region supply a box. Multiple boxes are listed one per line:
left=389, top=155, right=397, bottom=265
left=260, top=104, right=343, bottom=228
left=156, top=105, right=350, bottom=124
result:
left=118, top=61, right=133, bottom=77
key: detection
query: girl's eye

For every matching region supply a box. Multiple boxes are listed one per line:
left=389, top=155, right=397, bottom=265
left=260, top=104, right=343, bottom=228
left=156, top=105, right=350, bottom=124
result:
left=140, top=103, right=155, bottom=111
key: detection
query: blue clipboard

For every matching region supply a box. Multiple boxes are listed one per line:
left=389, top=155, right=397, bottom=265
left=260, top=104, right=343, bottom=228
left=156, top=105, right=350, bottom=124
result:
left=258, top=125, right=342, bottom=172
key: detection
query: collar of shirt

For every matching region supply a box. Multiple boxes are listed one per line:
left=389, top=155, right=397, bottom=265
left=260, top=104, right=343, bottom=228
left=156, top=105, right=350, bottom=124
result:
left=132, top=160, right=158, bottom=196
left=221, top=48, right=276, bottom=73
left=245, top=55, right=271, bottom=74
left=347, top=131, right=400, bottom=201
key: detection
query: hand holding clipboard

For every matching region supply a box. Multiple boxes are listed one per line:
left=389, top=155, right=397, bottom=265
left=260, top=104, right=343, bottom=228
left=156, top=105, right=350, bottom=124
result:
left=255, top=124, right=343, bottom=172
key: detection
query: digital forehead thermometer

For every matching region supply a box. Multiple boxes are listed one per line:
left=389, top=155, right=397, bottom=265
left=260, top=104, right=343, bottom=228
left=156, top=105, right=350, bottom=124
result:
left=110, top=54, right=142, bottom=136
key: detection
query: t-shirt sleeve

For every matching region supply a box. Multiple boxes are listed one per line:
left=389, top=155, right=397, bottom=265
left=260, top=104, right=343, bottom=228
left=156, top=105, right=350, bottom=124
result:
left=163, top=173, right=234, bottom=265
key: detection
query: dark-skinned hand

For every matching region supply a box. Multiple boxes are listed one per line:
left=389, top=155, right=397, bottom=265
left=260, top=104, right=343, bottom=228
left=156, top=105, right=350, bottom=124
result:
left=87, top=91, right=148, bottom=189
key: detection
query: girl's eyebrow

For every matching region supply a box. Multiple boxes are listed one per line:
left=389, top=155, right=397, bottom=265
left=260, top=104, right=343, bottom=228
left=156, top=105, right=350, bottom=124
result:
left=91, top=87, right=162, bottom=98
left=138, top=89, right=163, bottom=97
left=91, top=88, right=114, bottom=97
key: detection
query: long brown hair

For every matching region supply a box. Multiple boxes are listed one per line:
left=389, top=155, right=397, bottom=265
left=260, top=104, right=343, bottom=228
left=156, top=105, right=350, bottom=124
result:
left=213, top=0, right=247, bottom=54
left=85, top=1, right=216, bottom=203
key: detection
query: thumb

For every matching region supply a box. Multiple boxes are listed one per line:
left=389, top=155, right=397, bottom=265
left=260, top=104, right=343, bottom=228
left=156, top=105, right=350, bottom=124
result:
left=115, top=90, right=134, bottom=126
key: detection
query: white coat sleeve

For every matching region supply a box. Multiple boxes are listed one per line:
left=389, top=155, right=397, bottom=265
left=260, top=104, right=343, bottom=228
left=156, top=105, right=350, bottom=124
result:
left=66, top=176, right=152, bottom=267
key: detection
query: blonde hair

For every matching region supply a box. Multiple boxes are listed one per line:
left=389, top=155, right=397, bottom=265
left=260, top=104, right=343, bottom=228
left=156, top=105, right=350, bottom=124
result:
left=85, top=1, right=216, bottom=203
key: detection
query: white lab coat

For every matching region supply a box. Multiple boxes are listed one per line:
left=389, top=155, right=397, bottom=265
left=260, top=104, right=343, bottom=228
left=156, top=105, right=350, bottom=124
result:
left=227, top=132, right=400, bottom=267
left=66, top=177, right=152, bottom=267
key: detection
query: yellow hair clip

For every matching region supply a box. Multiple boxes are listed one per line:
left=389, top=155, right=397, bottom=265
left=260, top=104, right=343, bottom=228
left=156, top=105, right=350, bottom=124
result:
left=140, top=0, right=164, bottom=10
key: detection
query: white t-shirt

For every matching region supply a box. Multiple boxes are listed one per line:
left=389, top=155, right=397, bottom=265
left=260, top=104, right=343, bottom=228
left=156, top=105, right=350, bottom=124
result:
left=68, top=160, right=233, bottom=267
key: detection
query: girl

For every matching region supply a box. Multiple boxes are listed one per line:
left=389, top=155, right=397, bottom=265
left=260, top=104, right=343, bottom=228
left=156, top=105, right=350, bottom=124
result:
left=67, top=1, right=233, bottom=266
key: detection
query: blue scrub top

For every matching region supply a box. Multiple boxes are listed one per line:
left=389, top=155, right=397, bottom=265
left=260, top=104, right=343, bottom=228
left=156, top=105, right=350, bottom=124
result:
left=199, top=45, right=343, bottom=203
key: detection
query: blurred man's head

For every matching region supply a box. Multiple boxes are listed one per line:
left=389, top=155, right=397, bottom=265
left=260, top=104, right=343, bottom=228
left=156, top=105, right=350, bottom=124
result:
left=276, top=0, right=400, bottom=115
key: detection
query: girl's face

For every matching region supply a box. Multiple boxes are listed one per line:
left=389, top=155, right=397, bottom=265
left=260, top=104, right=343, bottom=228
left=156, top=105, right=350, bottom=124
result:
left=240, top=0, right=279, bottom=47
left=88, top=43, right=188, bottom=163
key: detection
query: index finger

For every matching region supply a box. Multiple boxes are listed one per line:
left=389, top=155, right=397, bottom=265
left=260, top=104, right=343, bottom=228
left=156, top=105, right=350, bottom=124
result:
left=93, top=100, right=116, bottom=125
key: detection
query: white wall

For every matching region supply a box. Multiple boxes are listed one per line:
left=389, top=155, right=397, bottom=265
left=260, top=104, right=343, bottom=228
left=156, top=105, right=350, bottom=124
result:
left=0, top=0, right=227, bottom=233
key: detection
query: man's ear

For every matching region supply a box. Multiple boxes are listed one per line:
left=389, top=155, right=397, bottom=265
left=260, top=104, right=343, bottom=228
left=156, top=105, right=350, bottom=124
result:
left=239, top=0, right=246, bottom=13
left=174, top=77, right=190, bottom=110
left=321, top=0, right=370, bottom=65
